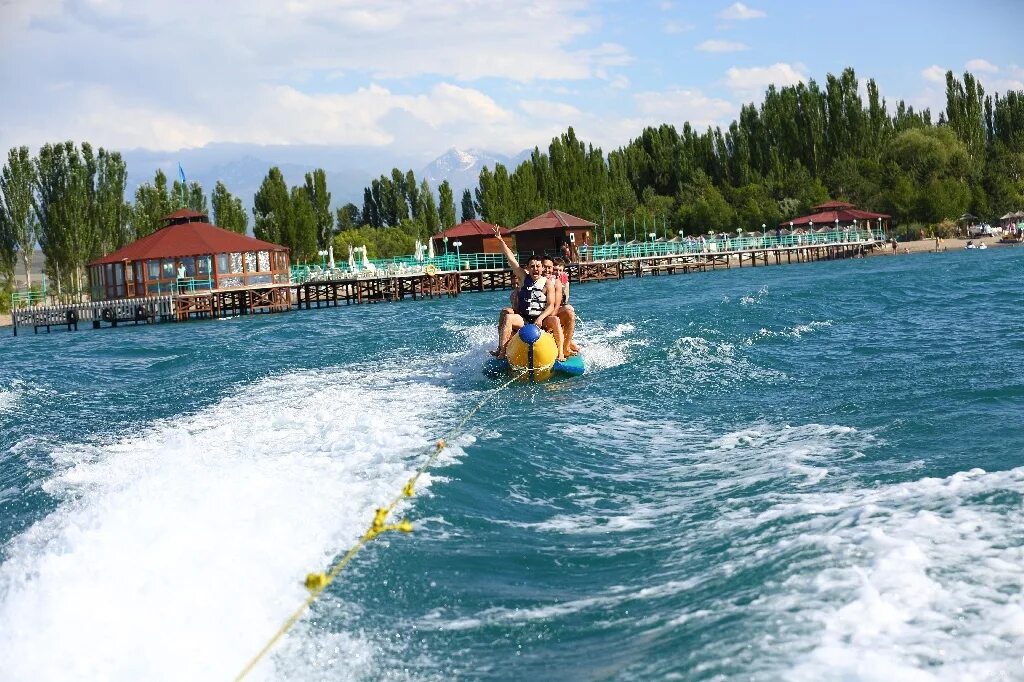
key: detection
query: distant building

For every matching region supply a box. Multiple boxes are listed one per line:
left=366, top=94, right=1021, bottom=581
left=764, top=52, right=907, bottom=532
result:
left=508, top=209, right=596, bottom=256
left=432, top=219, right=511, bottom=255
left=87, top=209, right=290, bottom=300
left=781, top=200, right=891, bottom=232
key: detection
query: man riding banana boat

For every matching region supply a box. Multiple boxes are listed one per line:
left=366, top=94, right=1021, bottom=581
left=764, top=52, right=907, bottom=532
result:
left=488, top=225, right=584, bottom=380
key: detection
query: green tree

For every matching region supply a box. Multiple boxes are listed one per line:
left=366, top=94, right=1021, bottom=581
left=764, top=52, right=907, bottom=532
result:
left=253, top=167, right=291, bottom=245
left=304, top=168, right=332, bottom=248
left=335, top=202, right=360, bottom=232
left=460, top=188, right=476, bottom=221
left=290, top=186, right=318, bottom=262
left=34, top=142, right=92, bottom=295
left=131, top=169, right=171, bottom=239
left=211, top=181, right=248, bottom=234
left=0, top=146, right=39, bottom=287
left=93, top=148, right=130, bottom=255
left=418, top=179, right=439, bottom=236
left=438, top=180, right=457, bottom=229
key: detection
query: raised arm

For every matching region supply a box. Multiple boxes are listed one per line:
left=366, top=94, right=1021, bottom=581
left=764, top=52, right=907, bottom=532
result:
left=493, top=226, right=526, bottom=281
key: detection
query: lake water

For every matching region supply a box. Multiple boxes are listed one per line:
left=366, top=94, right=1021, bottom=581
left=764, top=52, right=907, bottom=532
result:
left=1, top=248, right=1022, bottom=681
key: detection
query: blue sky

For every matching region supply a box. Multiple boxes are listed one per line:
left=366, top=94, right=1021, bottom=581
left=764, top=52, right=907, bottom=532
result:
left=1, top=0, right=1022, bottom=158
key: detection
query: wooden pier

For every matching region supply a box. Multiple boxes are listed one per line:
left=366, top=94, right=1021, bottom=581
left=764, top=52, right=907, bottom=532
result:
left=10, top=238, right=874, bottom=336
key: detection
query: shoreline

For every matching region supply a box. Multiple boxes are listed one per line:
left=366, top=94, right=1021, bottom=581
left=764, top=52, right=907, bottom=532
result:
left=0, top=237, right=1013, bottom=330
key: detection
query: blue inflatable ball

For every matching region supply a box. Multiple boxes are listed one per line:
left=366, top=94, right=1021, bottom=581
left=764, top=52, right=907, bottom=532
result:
left=518, top=323, right=543, bottom=344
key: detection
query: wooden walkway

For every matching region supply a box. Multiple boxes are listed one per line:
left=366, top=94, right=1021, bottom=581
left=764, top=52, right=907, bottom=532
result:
left=10, top=239, right=873, bottom=336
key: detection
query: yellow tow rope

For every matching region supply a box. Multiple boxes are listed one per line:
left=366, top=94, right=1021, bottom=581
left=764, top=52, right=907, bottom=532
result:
left=234, top=364, right=548, bottom=681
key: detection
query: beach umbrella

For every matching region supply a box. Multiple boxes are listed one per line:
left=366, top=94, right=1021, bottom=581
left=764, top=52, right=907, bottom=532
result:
left=328, top=243, right=335, bottom=269
left=348, top=244, right=356, bottom=271
left=361, top=245, right=372, bottom=269
left=428, top=237, right=435, bottom=260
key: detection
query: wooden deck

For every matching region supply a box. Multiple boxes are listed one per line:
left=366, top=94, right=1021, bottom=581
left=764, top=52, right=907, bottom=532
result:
left=10, top=239, right=875, bottom=336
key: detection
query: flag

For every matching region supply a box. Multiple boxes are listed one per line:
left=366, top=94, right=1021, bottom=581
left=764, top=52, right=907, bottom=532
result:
left=178, top=163, right=187, bottom=185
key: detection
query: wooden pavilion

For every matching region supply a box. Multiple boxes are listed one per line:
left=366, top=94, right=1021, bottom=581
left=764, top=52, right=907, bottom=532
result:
left=781, top=200, right=891, bottom=232
left=431, top=219, right=510, bottom=255
left=508, top=209, right=596, bottom=256
left=87, top=209, right=290, bottom=300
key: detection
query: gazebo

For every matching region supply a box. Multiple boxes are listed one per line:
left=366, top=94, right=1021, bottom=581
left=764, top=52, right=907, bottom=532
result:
left=780, top=200, right=891, bottom=233
left=431, top=219, right=510, bottom=255
left=87, top=209, right=290, bottom=301
left=508, top=209, right=596, bottom=256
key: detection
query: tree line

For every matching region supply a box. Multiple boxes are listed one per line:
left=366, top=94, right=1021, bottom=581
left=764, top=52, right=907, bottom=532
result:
left=454, top=68, right=1024, bottom=241
left=3, top=66, right=1022, bottom=301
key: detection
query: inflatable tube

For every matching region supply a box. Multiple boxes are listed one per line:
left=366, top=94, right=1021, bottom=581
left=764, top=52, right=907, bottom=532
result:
left=485, top=324, right=585, bottom=381
left=101, top=307, right=114, bottom=323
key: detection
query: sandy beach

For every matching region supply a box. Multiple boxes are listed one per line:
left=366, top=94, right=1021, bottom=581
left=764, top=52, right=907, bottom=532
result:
left=0, top=237, right=1012, bottom=330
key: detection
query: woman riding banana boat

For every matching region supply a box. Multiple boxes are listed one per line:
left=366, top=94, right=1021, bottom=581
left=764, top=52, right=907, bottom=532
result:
left=487, top=225, right=584, bottom=380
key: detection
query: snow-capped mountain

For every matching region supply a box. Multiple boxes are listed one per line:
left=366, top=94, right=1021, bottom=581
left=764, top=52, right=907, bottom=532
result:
left=421, top=147, right=531, bottom=201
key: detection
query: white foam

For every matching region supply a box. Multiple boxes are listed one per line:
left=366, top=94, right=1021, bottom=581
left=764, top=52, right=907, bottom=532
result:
left=0, top=366, right=460, bottom=681
left=725, top=467, right=1024, bottom=680
left=0, top=378, right=25, bottom=415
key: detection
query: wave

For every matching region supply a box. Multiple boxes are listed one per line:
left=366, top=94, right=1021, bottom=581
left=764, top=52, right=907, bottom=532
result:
left=0, top=364, right=463, bottom=681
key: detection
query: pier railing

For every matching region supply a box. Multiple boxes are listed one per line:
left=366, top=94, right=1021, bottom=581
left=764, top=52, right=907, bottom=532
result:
left=289, top=229, right=883, bottom=283
left=585, top=229, right=884, bottom=260
left=290, top=253, right=507, bottom=283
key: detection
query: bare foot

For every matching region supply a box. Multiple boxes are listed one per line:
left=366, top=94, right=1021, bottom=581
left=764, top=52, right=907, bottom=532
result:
left=569, top=341, right=580, bottom=352
left=556, top=356, right=566, bottom=363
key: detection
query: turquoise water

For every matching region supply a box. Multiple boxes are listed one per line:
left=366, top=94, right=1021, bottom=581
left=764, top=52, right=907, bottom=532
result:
left=1, top=248, right=1022, bottom=681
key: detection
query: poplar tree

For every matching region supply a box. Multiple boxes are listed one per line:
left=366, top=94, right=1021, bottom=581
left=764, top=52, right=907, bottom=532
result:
left=290, top=186, right=318, bottom=262
left=0, top=146, right=38, bottom=287
left=34, top=142, right=91, bottom=295
left=253, top=167, right=291, bottom=245
left=418, top=179, right=439, bottom=236
left=303, top=168, right=332, bottom=248
left=131, top=170, right=171, bottom=239
left=94, top=149, right=131, bottom=252
left=211, top=181, right=248, bottom=234
left=438, top=180, right=457, bottom=229
left=460, top=188, right=475, bottom=221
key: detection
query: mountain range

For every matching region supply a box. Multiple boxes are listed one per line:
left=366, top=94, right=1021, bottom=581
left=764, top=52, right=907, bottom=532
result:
left=121, top=144, right=530, bottom=216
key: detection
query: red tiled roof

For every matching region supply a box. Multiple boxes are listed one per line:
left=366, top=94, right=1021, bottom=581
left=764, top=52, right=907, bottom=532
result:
left=164, top=208, right=208, bottom=221
left=812, top=200, right=856, bottom=210
left=433, top=220, right=510, bottom=239
left=89, top=222, right=287, bottom=265
left=510, top=209, right=596, bottom=232
left=780, top=207, right=891, bottom=227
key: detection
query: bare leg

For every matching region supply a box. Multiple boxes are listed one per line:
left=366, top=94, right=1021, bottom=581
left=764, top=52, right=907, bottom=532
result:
left=498, top=313, right=524, bottom=359
left=544, top=317, right=566, bottom=362
left=558, top=305, right=577, bottom=354
left=492, top=307, right=514, bottom=355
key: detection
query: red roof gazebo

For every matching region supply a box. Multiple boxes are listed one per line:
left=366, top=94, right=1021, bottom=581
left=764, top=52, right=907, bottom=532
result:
left=781, top=200, right=891, bottom=232
left=508, top=209, right=596, bottom=256
left=431, top=219, right=510, bottom=255
left=87, top=210, right=290, bottom=300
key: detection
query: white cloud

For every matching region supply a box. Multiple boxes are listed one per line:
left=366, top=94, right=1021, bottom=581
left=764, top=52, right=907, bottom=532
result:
left=718, top=3, right=766, bottom=20
left=663, top=21, right=694, bottom=34
left=633, top=87, right=735, bottom=128
left=0, top=0, right=636, bottom=154
left=725, top=63, right=805, bottom=91
left=921, top=65, right=947, bottom=83
left=965, top=58, right=999, bottom=74
left=696, top=39, right=748, bottom=53
left=609, top=75, right=631, bottom=90
left=519, top=100, right=582, bottom=120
